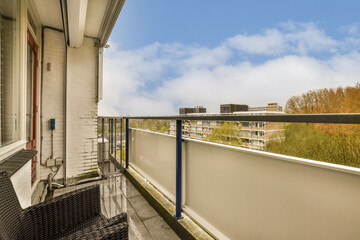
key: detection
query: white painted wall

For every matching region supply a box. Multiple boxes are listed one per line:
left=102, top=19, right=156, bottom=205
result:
left=66, top=36, right=98, bottom=179
left=41, top=29, right=98, bottom=181
left=11, top=160, right=31, bottom=208
left=40, top=28, right=65, bottom=180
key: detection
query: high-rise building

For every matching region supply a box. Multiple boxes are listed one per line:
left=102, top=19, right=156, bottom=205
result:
left=179, top=106, right=206, bottom=115
left=220, top=104, right=248, bottom=113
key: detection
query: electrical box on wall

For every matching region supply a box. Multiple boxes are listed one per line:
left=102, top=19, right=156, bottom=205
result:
left=46, top=157, right=63, bottom=167
left=46, top=158, right=55, bottom=167
left=50, top=119, right=55, bottom=130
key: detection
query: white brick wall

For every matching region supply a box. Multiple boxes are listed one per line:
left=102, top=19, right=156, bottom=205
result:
left=66, top=37, right=98, bottom=179
left=41, top=29, right=98, bottom=181
left=40, top=29, right=66, bottom=180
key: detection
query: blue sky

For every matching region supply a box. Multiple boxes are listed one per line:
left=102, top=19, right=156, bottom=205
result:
left=111, top=0, right=360, bottom=49
left=99, top=0, right=360, bottom=115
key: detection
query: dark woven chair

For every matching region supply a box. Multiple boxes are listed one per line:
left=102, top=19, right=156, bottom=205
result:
left=0, top=171, right=128, bottom=240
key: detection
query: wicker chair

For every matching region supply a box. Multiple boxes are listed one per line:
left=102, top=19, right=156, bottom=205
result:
left=0, top=171, right=128, bottom=240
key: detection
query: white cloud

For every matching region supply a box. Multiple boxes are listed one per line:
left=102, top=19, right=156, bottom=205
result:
left=226, top=21, right=337, bottom=56
left=99, top=22, right=360, bottom=116
left=226, top=29, right=286, bottom=55
left=341, top=22, right=360, bottom=36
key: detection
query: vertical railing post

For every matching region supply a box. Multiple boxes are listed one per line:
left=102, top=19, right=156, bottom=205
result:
left=114, top=118, right=117, bottom=162
left=125, top=118, right=129, bottom=168
left=110, top=119, right=113, bottom=154
left=120, top=118, right=123, bottom=167
left=102, top=118, right=105, bottom=173
left=108, top=119, right=111, bottom=172
left=175, top=119, right=183, bottom=219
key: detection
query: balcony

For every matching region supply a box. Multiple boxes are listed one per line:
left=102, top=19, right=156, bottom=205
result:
left=94, top=114, right=360, bottom=239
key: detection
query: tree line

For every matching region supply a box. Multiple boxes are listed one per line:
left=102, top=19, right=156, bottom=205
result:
left=266, top=83, right=360, bottom=168
left=129, top=119, right=170, bottom=133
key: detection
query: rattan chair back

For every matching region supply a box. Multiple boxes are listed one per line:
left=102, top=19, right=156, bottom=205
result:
left=0, top=171, right=22, bottom=240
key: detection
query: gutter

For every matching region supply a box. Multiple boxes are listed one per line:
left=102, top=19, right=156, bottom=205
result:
left=98, top=0, right=126, bottom=47
left=59, top=0, right=70, bottom=46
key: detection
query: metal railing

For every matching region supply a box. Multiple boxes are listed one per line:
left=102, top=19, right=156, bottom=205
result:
left=97, top=117, right=125, bottom=174
left=113, top=113, right=360, bottom=221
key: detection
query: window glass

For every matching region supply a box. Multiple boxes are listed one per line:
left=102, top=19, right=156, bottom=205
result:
left=0, top=0, right=21, bottom=147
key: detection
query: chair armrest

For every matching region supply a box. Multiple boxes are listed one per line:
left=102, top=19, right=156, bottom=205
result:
left=59, top=222, right=128, bottom=240
left=91, top=222, right=129, bottom=240
left=21, top=184, right=101, bottom=239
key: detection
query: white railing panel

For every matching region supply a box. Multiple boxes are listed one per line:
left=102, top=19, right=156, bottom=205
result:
left=129, top=129, right=176, bottom=201
left=129, top=129, right=360, bottom=240
left=184, top=139, right=360, bottom=240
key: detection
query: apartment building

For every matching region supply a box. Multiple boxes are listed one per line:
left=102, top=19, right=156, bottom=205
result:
left=179, top=106, right=206, bottom=114
left=220, top=104, right=248, bottom=113
left=170, top=103, right=285, bottom=150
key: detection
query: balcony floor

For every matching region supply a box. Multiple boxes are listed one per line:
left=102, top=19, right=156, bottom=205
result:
left=53, top=172, right=180, bottom=240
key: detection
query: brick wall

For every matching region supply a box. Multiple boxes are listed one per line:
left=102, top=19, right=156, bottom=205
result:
left=41, top=29, right=98, bottom=181
left=66, top=37, right=98, bottom=180
left=40, top=28, right=66, bottom=180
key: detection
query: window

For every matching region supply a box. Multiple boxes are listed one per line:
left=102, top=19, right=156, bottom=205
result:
left=0, top=0, right=21, bottom=147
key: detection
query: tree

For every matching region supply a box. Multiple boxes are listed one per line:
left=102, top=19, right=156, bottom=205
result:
left=265, top=123, right=360, bottom=168
left=266, top=82, right=360, bottom=168
left=285, top=83, right=360, bottom=134
left=129, top=119, right=170, bottom=133
left=206, top=122, right=242, bottom=146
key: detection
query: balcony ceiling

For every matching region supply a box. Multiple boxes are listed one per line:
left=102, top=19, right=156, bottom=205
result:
left=33, top=0, right=109, bottom=38
left=33, top=0, right=63, bottom=30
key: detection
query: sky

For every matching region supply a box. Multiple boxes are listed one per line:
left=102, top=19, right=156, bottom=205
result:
left=99, top=0, right=360, bottom=116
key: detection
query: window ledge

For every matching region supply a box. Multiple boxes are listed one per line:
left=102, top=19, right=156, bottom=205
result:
left=0, top=149, right=37, bottom=176
left=0, top=140, right=27, bottom=160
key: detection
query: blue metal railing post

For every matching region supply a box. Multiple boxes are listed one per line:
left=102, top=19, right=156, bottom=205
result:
left=175, top=119, right=183, bottom=219
left=125, top=118, right=129, bottom=168
left=120, top=118, right=123, bottom=167
left=114, top=118, right=117, bottom=162
left=102, top=118, right=104, bottom=173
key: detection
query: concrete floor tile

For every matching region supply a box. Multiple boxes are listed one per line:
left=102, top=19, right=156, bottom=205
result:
left=143, top=216, right=180, bottom=240
left=121, top=177, right=141, bottom=198
left=102, top=195, right=128, bottom=218
left=100, top=176, right=124, bottom=197
left=127, top=205, right=153, bottom=240
left=128, top=195, right=159, bottom=221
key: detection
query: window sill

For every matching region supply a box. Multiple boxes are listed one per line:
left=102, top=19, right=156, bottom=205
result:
left=0, top=140, right=27, bottom=161
left=0, top=149, right=37, bottom=176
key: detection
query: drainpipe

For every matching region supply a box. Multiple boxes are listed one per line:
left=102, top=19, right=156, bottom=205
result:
left=60, top=0, right=69, bottom=185
left=63, top=45, right=67, bottom=186
left=40, top=26, right=45, bottom=165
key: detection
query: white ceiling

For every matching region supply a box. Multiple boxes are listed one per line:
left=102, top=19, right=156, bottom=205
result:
left=33, top=0, right=63, bottom=30
left=33, top=0, right=109, bottom=38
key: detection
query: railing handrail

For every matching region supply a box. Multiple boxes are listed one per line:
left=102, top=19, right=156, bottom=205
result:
left=99, top=113, right=360, bottom=124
